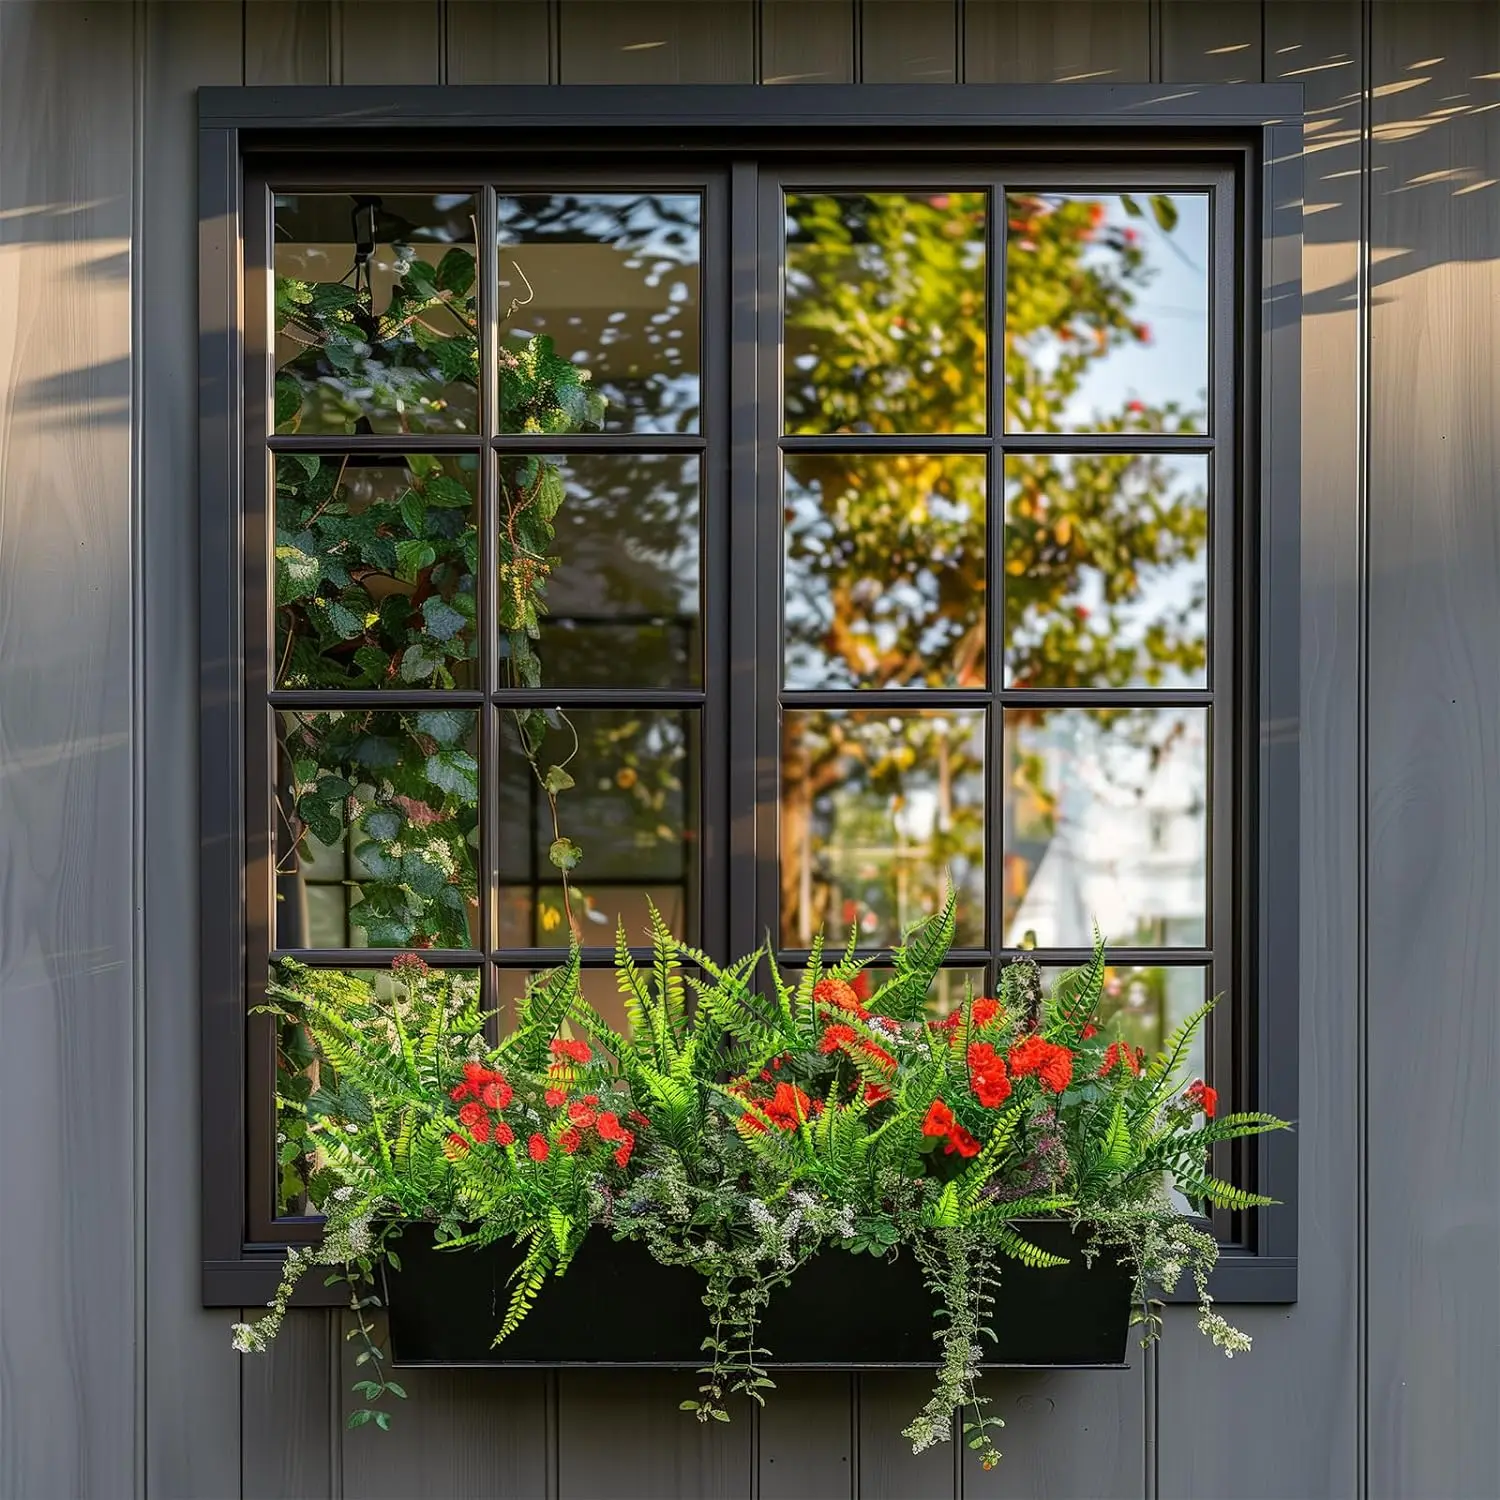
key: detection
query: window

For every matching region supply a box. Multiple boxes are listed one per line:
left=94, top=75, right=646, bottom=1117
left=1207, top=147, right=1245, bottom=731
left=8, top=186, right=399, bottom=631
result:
left=201, top=87, right=1300, bottom=1303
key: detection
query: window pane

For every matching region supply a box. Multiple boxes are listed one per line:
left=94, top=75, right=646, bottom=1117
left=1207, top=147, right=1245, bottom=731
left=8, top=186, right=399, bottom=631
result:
left=784, top=191, right=988, bottom=435
left=1003, top=453, right=1208, bottom=689
left=1003, top=708, right=1207, bottom=949
left=498, top=194, right=701, bottom=434
left=269, top=963, right=481, bottom=1215
left=273, top=192, right=478, bottom=436
left=499, top=965, right=663, bottom=1039
left=498, top=708, right=699, bottom=947
left=274, top=453, right=478, bottom=690
left=1039, top=962, right=1208, bottom=1065
left=275, top=709, right=480, bottom=949
left=1004, top=192, right=1208, bottom=434
left=784, top=452, right=987, bottom=690
left=781, top=708, right=986, bottom=949
left=499, top=453, right=701, bottom=689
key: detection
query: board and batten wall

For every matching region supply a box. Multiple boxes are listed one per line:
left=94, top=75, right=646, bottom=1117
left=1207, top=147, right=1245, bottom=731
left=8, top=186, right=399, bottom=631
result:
left=1, top=1, right=1496, bottom=1496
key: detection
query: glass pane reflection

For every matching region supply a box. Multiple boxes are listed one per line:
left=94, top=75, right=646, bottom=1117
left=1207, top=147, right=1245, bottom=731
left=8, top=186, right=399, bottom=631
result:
left=1003, top=708, right=1207, bottom=950
left=499, top=453, right=701, bottom=689
left=784, top=191, right=988, bottom=435
left=273, top=192, right=478, bottom=436
left=498, top=708, right=698, bottom=947
left=275, top=453, right=478, bottom=690
left=781, top=709, right=986, bottom=949
left=1005, top=192, right=1208, bottom=435
left=499, top=194, right=701, bottom=434
left=784, top=452, right=986, bottom=690
left=275, top=708, right=480, bottom=950
left=1003, top=453, right=1208, bottom=689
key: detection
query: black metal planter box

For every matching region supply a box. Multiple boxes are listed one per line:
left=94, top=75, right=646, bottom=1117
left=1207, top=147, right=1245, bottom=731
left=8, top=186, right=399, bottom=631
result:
left=383, top=1221, right=1133, bottom=1369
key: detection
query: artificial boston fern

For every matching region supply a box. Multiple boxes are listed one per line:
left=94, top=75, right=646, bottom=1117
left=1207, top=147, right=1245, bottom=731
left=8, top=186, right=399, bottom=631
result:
left=236, top=902, right=1288, bottom=1469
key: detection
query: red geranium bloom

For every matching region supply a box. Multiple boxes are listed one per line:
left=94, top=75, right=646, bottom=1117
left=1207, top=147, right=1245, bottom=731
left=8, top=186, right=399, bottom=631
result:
left=813, top=977, right=869, bottom=1019
left=1099, top=1041, right=1142, bottom=1079
left=967, top=1042, right=1012, bottom=1108
left=544, top=1087, right=567, bottom=1109
left=627, top=1110, right=651, bottom=1131
left=1009, top=1035, right=1075, bottom=1094
left=457, top=1101, right=487, bottom=1130
left=944, top=1123, right=981, bottom=1158
left=971, top=996, right=1000, bottom=1028
left=928, top=1009, right=963, bottom=1037
left=613, top=1133, right=634, bottom=1169
left=762, top=1081, right=811, bottom=1129
left=527, top=1133, right=549, bottom=1162
left=558, top=1127, right=582, bottom=1154
left=567, top=1101, right=597, bottom=1129
left=596, top=1111, right=625, bottom=1142
left=819, top=1022, right=858, bottom=1054
left=1186, top=1079, right=1218, bottom=1118
left=549, top=1037, right=592, bottom=1065
left=468, top=1115, right=492, bottom=1144
left=922, top=1098, right=957, bottom=1138
left=480, top=1078, right=513, bottom=1111
left=492, top=1119, right=515, bottom=1147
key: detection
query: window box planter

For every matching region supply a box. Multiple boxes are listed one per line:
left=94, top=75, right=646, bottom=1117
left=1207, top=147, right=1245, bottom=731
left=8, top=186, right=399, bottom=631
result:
left=382, top=1219, right=1133, bottom=1369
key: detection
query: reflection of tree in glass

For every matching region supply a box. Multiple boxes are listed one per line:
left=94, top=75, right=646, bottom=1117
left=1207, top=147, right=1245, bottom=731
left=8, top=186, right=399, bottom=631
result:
left=780, top=192, right=1209, bottom=943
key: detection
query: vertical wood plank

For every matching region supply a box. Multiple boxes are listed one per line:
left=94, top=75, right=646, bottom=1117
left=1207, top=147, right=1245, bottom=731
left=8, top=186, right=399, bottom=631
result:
left=0, top=3, right=140, bottom=1498
left=964, top=1, right=1151, bottom=84
left=860, top=0, right=957, bottom=83
left=1158, top=0, right=1262, bottom=83
left=555, top=1372, right=752, bottom=1499
left=959, top=1367, right=1146, bottom=1497
left=340, top=1314, right=553, bottom=1498
left=244, top=0, right=334, bottom=83
left=1157, top=6, right=1366, bottom=1491
left=1367, top=5, right=1500, bottom=1498
left=855, top=1372, right=956, bottom=1498
left=557, top=1, right=756, bottom=83
left=242, top=1311, right=336, bottom=1500
left=761, top=0, right=854, bottom=85
left=338, top=0, right=442, bottom=82
left=758, top=1373, right=854, bottom=1500
left=446, top=0, right=555, bottom=82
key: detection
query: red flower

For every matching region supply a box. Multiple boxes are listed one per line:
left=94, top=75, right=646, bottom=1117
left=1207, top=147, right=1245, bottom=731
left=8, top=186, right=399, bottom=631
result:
left=558, top=1127, right=582, bottom=1154
left=967, top=1042, right=1012, bottom=1108
left=860, top=1039, right=898, bottom=1073
left=1186, top=1079, right=1218, bottom=1119
left=1082, top=1022, right=1100, bottom=1039
left=468, top=1115, right=492, bottom=1145
left=1099, top=1041, right=1142, bottom=1079
left=943, top=1124, right=981, bottom=1158
left=762, top=1082, right=811, bottom=1129
left=549, top=1037, right=592, bottom=1065
left=929, top=1009, right=963, bottom=1037
left=613, top=1133, right=634, bottom=1169
left=819, top=1022, right=857, bottom=1054
left=391, top=952, right=430, bottom=978
left=738, top=1111, right=768, bottom=1134
left=813, top=977, right=869, bottom=1019
left=1009, top=1036, right=1075, bottom=1094
left=596, top=1111, right=625, bottom=1142
left=492, top=1119, right=515, bottom=1147
left=567, top=1102, right=597, bottom=1129
left=851, top=971, right=872, bottom=1000
left=921, top=1098, right=956, bottom=1138
left=457, top=1101, right=487, bottom=1130
left=627, top=1110, right=651, bottom=1131
left=480, top=1078, right=513, bottom=1111
left=582, top=1094, right=599, bottom=1106
left=971, top=996, right=1000, bottom=1028
left=527, top=1133, right=550, bottom=1162
left=544, top=1088, right=567, bottom=1109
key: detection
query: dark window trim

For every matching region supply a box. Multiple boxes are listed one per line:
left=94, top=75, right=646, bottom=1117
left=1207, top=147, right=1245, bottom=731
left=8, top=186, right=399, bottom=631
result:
left=199, top=84, right=1302, bottom=1308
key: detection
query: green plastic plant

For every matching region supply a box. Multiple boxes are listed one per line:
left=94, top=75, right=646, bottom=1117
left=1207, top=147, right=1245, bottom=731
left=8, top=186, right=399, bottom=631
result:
left=235, top=902, right=1288, bottom=1469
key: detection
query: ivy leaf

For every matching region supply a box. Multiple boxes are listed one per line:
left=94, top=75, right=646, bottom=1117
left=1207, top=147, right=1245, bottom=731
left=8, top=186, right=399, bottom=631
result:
left=422, top=476, right=472, bottom=510
left=274, top=376, right=304, bottom=430
left=548, top=838, right=582, bottom=871
left=275, top=544, right=320, bottom=605
left=361, top=808, right=403, bottom=842
left=421, top=598, right=468, bottom=642
left=542, top=764, right=575, bottom=794
left=353, top=645, right=390, bottom=683
left=395, top=540, right=437, bottom=581
left=323, top=600, right=365, bottom=640
left=436, top=247, right=476, bottom=296
left=414, top=709, right=470, bottom=746
left=425, top=749, right=479, bottom=801
left=401, top=851, right=446, bottom=899
left=399, top=642, right=442, bottom=681
left=398, top=487, right=426, bottom=538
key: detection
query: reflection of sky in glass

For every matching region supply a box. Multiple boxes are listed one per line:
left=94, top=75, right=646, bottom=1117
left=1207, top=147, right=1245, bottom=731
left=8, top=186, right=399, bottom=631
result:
left=1008, top=193, right=1209, bottom=432
left=499, top=194, right=701, bottom=433
left=1004, top=454, right=1208, bottom=689
left=1004, top=708, right=1207, bottom=950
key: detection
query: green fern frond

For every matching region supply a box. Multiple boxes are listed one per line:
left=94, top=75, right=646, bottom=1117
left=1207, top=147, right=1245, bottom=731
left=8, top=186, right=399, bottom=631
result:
left=992, top=1226, right=1070, bottom=1269
left=1170, top=1170, right=1276, bottom=1211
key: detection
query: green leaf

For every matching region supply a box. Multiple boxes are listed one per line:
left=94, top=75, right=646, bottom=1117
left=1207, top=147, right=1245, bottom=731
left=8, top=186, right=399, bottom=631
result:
left=274, top=376, right=304, bottom=430
left=399, top=642, right=442, bottom=681
left=425, top=748, right=479, bottom=800
left=542, top=764, right=575, bottom=793
left=274, top=545, right=320, bottom=605
left=414, top=709, right=470, bottom=745
left=398, top=487, right=426, bottom=538
left=436, top=247, right=476, bottom=296
left=395, top=539, right=438, bottom=581
left=324, top=600, right=365, bottom=639
left=548, top=838, right=582, bottom=871
left=423, top=476, right=472, bottom=510
left=421, top=598, right=468, bottom=642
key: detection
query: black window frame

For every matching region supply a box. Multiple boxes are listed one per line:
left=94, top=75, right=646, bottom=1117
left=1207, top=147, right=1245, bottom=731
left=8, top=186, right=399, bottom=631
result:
left=198, top=83, right=1302, bottom=1308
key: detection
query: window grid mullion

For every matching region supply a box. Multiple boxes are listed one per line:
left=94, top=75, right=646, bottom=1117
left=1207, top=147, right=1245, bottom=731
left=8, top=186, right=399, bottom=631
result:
left=478, top=183, right=500, bottom=1022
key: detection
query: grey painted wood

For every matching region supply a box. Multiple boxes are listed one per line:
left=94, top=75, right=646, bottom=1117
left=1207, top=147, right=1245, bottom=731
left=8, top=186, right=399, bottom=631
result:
left=1156, top=5, right=1365, bottom=1494
left=1159, top=0, right=1262, bottom=83
left=1367, top=5, right=1500, bottom=1498
left=245, top=0, right=334, bottom=84
left=242, top=1311, right=337, bottom=1500
left=137, top=5, right=250, bottom=1496
left=446, top=0, right=555, bottom=83
left=963, top=1, right=1151, bottom=84
left=338, top=0, right=442, bottom=82
left=340, top=1316, right=552, bottom=1499
left=555, top=1373, right=752, bottom=1499
left=557, top=1, right=756, bottom=83
left=758, top=1373, right=854, bottom=1500
left=761, top=0, right=855, bottom=85
left=855, top=1372, right=957, bottom=1498
left=860, top=0, right=957, bottom=83
left=0, top=5, right=140, bottom=1498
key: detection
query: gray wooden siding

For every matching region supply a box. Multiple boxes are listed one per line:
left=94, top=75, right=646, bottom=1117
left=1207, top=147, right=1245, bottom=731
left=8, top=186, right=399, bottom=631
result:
left=1, top=2, right=1495, bottom=1497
